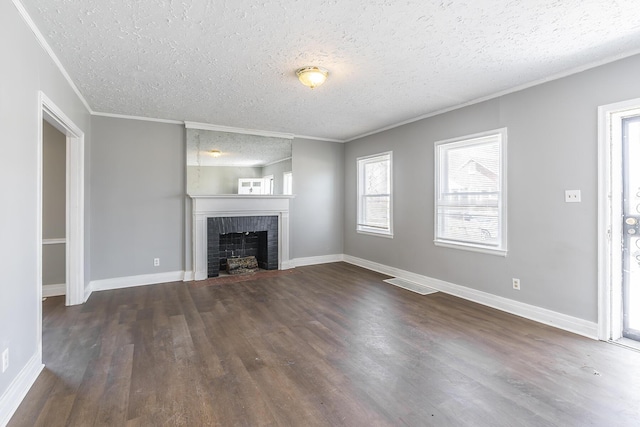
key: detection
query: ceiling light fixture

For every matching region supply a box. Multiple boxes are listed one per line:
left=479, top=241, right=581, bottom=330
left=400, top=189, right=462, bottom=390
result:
left=209, top=149, right=222, bottom=157
left=296, top=66, right=329, bottom=89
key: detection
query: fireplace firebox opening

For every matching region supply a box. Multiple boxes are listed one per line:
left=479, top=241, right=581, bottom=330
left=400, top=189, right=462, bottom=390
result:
left=219, top=231, right=268, bottom=272
left=207, top=216, right=278, bottom=277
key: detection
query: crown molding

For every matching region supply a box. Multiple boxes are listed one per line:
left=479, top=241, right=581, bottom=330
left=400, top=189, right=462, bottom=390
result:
left=293, top=134, right=345, bottom=143
left=92, top=111, right=184, bottom=125
left=12, top=0, right=93, bottom=114
left=185, top=121, right=295, bottom=140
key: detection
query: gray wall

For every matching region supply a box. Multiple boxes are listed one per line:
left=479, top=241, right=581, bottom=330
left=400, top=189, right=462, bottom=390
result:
left=262, top=158, right=292, bottom=195
left=345, top=54, right=640, bottom=323
left=91, top=117, right=184, bottom=280
left=42, top=121, right=66, bottom=239
left=291, top=138, right=344, bottom=258
left=187, top=165, right=262, bottom=194
left=42, top=120, right=66, bottom=286
left=0, top=0, right=92, bottom=403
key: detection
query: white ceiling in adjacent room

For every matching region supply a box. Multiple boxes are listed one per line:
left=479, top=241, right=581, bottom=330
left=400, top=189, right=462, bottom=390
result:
left=20, top=0, right=640, bottom=141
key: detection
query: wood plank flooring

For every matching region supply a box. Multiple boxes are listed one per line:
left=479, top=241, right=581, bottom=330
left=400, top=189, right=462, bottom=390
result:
left=9, top=262, right=640, bottom=426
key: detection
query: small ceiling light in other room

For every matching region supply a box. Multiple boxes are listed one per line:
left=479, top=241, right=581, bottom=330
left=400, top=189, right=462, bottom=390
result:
left=209, top=150, right=222, bottom=157
left=296, top=66, right=329, bottom=89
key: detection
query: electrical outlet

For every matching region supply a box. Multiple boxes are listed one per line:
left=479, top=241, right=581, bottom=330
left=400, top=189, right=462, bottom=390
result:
left=512, top=278, right=521, bottom=290
left=153, top=258, right=160, bottom=267
left=2, top=349, right=8, bottom=373
left=565, top=190, right=581, bottom=203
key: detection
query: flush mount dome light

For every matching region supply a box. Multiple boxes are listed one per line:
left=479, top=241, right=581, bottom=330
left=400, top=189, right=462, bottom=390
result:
left=296, top=66, right=329, bottom=89
left=209, top=149, right=221, bottom=157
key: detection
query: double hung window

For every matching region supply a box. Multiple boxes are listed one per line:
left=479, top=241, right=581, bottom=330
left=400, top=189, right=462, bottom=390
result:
left=357, top=152, right=393, bottom=237
left=434, top=129, right=507, bottom=255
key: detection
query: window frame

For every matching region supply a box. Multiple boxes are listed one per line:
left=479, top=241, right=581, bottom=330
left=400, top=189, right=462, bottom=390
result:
left=357, top=151, right=393, bottom=238
left=434, top=128, right=507, bottom=256
left=283, top=171, right=293, bottom=195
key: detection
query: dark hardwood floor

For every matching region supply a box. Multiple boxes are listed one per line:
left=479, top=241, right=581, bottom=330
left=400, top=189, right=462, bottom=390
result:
left=9, top=262, right=640, bottom=426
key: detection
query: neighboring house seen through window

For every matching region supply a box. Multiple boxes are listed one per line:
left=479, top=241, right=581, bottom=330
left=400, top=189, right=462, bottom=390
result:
left=434, top=128, right=507, bottom=255
left=357, top=152, right=393, bottom=237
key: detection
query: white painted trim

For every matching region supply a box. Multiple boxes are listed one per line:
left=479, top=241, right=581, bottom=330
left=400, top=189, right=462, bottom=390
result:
left=42, top=238, right=66, bottom=245
left=292, top=134, right=345, bottom=143
left=43, top=284, right=66, bottom=297
left=291, top=254, right=344, bottom=267
left=185, top=121, right=295, bottom=140
left=91, top=111, right=184, bottom=125
left=343, top=255, right=599, bottom=340
left=345, top=49, right=640, bottom=143
left=12, top=0, right=92, bottom=114
left=90, top=271, right=185, bottom=293
left=40, top=92, right=85, bottom=308
left=183, top=271, right=195, bottom=282
left=356, top=230, right=394, bottom=239
left=597, top=98, right=640, bottom=340
left=280, top=260, right=295, bottom=270
left=189, top=196, right=292, bottom=281
left=0, top=352, right=44, bottom=427
left=433, top=241, right=508, bottom=257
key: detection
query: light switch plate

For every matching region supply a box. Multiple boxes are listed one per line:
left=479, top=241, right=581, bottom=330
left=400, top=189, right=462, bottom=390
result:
left=565, top=190, right=581, bottom=203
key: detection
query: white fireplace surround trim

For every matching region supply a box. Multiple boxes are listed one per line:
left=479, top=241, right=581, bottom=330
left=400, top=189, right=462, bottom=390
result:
left=189, top=195, right=294, bottom=281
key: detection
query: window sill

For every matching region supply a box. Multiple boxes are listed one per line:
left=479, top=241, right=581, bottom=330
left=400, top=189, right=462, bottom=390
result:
left=434, top=240, right=507, bottom=257
left=357, top=229, right=394, bottom=239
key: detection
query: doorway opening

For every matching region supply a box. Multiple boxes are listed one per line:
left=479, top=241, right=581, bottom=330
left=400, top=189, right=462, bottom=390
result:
left=42, top=120, right=67, bottom=299
left=598, top=97, right=640, bottom=345
left=37, top=91, right=85, bottom=311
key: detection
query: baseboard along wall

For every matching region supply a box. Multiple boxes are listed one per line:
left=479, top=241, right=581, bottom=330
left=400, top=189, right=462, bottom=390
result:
left=85, top=255, right=597, bottom=339
left=42, top=283, right=65, bottom=298
left=341, top=255, right=599, bottom=340
left=0, top=353, right=44, bottom=427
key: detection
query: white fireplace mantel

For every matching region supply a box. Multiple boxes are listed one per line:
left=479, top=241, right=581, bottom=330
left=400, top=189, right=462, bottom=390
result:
left=188, top=195, right=294, bottom=280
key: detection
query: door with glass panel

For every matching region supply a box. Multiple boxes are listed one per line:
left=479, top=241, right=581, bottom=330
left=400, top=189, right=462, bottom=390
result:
left=622, top=115, right=640, bottom=341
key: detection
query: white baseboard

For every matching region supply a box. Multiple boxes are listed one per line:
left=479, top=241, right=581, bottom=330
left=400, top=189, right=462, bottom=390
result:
left=0, top=352, right=44, bottom=427
left=291, top=254, right=344, bottom=267
left=343, top=255, right=599, bottom=340
left=183, top=270, right=194, bottom=281
left=42, top=283, right=65, bottom=297
left=90, top=271, right=184, bottom=293
left=280, top=260, right=295, bottom=270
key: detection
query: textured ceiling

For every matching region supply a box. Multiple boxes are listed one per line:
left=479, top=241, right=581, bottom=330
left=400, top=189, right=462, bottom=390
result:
left=21, top=0, right=640, bottom=141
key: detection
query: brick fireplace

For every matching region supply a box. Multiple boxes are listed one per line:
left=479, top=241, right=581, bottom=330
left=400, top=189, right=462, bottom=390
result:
left=187, top=195, right=292, bottom=281
left=207, top=216, right=278, bottom=277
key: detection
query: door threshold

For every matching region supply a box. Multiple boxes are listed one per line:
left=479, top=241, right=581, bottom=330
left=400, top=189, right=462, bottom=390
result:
left=610, top=337, right=640, bottom=352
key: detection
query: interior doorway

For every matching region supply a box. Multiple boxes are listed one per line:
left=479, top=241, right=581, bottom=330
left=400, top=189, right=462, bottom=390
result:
left=42, top=120, right=67, bottom=298
left=598, top=98, right=640, bottom=344
left=38, top=91, right=85, bottom=309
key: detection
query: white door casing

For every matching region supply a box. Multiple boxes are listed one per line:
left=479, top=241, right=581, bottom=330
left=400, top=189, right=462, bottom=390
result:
left=598, top=98, right=640, bottom=340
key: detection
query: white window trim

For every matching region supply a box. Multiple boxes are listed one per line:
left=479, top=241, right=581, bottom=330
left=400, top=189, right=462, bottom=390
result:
left=357, top=151, right=393, bottom=238
left=433, top=128, right=507, bottom=256
left=283, top=171, right=293, bottom=195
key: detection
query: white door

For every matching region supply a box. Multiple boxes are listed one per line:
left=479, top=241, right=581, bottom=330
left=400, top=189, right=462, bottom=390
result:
left=622, top=114, right=640, bottom=341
